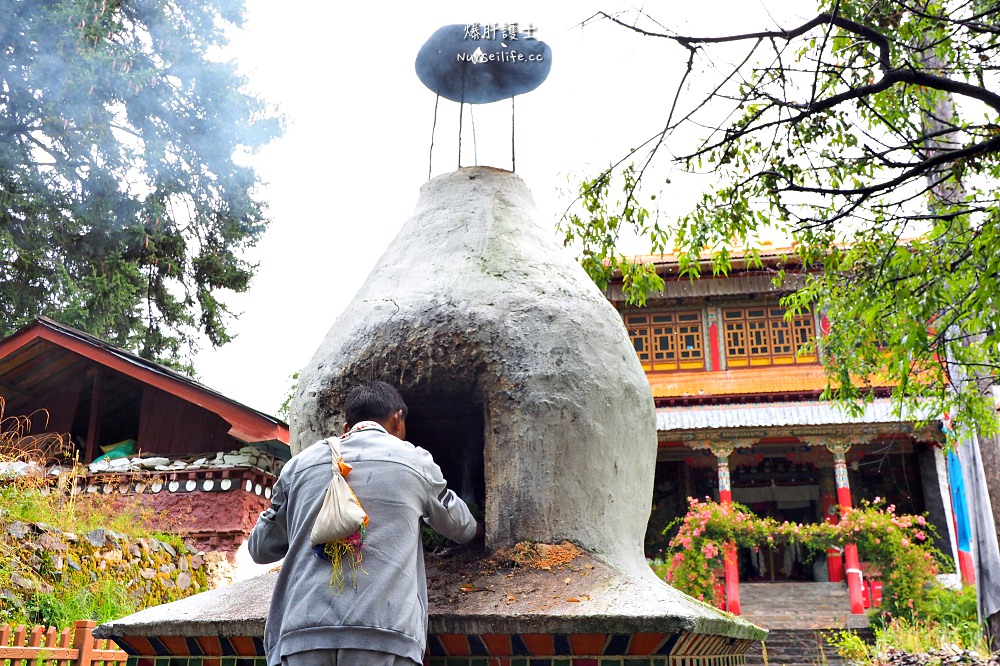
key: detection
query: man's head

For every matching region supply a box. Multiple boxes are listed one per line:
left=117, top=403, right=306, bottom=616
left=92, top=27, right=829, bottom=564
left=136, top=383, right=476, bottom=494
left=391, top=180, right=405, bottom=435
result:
left=343, top=381, right=408, bottom=439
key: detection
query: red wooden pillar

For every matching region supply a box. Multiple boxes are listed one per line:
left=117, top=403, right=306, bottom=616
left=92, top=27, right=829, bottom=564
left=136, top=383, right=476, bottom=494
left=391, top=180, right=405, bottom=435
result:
left=827, top=440, right=865, bottom=615
left=819, top=475, right=845, bottom=582
left=708, top=319, right=722, bottom=371
left=714, top=445, right=741, bottom=615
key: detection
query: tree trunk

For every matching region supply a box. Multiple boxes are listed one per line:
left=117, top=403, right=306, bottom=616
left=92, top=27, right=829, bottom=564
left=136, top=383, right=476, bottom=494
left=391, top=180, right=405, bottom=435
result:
left=922, top=45, right=1000, bottom=638
left=920, top=44, right=1000, bottom=544
left=981, top=433, right=1000, bottom=550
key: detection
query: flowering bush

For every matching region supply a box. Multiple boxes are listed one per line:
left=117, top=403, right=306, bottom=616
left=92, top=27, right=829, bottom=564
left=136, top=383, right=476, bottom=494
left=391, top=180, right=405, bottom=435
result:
left=657, top=497, right=947, bottom=619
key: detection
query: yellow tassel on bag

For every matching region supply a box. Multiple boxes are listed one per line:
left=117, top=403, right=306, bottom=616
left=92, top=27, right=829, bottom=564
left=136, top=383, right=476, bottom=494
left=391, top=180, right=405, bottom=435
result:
left=322, top=521, right=368, bottom=594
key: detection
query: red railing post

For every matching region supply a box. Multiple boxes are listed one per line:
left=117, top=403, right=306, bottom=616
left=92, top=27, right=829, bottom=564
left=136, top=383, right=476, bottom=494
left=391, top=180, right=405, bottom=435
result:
left=0, top=620, right=125, bottom=666
left=71, top=620, right=96, bottom=666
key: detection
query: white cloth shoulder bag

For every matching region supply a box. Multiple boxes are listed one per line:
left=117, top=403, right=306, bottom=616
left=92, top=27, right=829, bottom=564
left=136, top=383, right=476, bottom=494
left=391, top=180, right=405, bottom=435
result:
left=309, top=437, right=368, bottom=546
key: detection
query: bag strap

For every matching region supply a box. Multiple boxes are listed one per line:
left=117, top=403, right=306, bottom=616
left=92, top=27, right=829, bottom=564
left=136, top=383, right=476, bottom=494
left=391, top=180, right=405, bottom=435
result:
left=326, top=437, right=343, bottom=472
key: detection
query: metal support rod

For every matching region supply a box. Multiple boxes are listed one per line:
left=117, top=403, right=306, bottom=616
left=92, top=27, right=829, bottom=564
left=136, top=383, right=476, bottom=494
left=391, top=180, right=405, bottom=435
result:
left=458, top=101, right=463, bottom=168
left=471, top=105, right=478, bottom=166
left=428, top=94, right=439, bottom=180
left=511, top=96, right=516, bottom=172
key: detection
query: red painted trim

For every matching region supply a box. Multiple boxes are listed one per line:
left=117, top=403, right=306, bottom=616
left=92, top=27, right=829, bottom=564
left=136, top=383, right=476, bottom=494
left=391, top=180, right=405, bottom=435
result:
left=626, top=633, right=668, bottom=655
left=480, top=635, right=512, bottom=656
left=228, top=637, right=259, bottom=657
left=958, top=550, right=976, bottom=586
left=570, top=634, right=609, bottom=655
left=113, top=636, right=154, bottom=657
left=437, top=634, right=471, bottom=656
left=194, top=636, right=222, bottom=656
left=718, top=481, right=741, bottom=615
left=827, top=549, right=844, bottom=582
left=156, top=636, right=187, bottom=656
left=709, top=321, right=721, bottom=370
left=0, top=323, right=288, bottom=444
left=0, top=326, right=43, bottom=358
left=844, top=543, right=865, bottom=614
left=656, top=390, right=825, bottom=407
left=836, top=485, right=853, bottom=510
left=520, top=634, right=554, bottom=656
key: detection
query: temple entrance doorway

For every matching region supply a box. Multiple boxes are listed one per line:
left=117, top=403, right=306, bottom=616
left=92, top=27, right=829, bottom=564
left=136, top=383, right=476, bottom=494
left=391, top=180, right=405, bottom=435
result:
left=650, top=437, right=937, bottom=584
left=731, top=455, right=823, bottom=582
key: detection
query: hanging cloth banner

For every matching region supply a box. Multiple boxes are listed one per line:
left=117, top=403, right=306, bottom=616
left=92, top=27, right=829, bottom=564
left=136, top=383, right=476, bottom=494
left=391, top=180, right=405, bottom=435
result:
left=947, top=449, right=973, bottom=554
left=947, top=449, right=976, bottom=585
left=956, top=433, right=1000, bottom=621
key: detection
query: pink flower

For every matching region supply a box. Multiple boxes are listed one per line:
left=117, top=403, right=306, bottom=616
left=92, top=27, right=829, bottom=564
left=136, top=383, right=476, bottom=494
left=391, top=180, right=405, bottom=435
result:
left=915, top=531, right=926, bottom=541
left=917, top=516, right=926, bottom=526
left=901, top=538, right=910, bottom=547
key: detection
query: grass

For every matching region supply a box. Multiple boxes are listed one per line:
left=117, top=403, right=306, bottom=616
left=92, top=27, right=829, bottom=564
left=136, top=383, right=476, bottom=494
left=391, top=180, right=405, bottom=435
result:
left=0, top=477, right=185, bottom=546
left=0, top=399, right=194, bottom=628
left=16, top=575, right=139, bottom=629
left=827, top=586, right=991, bottom=664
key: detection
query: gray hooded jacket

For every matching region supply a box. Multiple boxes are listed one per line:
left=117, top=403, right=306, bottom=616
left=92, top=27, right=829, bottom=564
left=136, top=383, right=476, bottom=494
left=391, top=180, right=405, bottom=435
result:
left=248, top=422, right=477, bottom=665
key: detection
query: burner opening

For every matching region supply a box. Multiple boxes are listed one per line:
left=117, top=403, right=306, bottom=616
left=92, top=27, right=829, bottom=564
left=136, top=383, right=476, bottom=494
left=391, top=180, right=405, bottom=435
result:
left=402, top=391, right=486, bottom=517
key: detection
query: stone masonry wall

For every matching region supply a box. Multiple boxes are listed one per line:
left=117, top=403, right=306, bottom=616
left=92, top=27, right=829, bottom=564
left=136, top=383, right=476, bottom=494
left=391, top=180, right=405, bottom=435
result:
left=1, top=520, right=209, bottom=615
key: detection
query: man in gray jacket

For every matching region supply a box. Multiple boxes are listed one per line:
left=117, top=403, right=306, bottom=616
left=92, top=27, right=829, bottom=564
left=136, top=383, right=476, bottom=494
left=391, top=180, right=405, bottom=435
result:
left=248, top=381, right=478, bottom=666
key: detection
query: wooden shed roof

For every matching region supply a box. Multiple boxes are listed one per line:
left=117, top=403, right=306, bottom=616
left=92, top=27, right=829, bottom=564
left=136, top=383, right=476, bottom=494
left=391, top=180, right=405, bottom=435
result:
left=0, top=317, right=289, bottom=446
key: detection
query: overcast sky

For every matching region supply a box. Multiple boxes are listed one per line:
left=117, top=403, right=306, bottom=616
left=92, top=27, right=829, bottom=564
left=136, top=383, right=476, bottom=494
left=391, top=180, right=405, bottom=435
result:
left=193, top=0, right=806, bottom=417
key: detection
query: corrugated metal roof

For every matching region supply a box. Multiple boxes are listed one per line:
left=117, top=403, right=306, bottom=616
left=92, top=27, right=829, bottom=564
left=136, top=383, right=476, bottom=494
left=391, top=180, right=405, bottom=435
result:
left=655, top=398, right=935, bottom=432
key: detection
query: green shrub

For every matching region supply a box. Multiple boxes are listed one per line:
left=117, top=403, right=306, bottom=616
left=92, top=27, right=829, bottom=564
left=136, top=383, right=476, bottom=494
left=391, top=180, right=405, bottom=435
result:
left=831, top=586, right=989, bottom=664
left=826, top=628, right=872, bottom=663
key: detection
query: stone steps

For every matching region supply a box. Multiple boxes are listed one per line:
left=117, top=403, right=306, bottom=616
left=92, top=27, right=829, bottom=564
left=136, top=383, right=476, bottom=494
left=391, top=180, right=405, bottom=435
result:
left=745, top=629, right=850, bottom=666
left=738, top=582, right=871, bottom=665
left=740, top=582, right=858, bottom=630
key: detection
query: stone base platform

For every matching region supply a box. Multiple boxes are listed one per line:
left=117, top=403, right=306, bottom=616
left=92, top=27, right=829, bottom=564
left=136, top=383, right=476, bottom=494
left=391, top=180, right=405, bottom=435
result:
left=97, top=548, right=765, bottom=666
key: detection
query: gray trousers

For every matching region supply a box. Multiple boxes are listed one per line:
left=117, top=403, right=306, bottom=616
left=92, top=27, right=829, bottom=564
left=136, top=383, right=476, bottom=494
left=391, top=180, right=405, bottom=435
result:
left=280, top=649, right=420, bottom=666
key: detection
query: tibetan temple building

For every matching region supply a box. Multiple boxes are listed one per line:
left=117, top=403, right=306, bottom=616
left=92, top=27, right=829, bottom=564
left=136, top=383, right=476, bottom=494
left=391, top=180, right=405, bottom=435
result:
left=609, top=244, right=974, bottom=623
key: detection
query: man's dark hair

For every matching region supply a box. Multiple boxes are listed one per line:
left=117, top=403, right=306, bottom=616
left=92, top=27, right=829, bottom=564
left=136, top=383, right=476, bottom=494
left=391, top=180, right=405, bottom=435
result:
left=344, top=381, right=408, bottom=427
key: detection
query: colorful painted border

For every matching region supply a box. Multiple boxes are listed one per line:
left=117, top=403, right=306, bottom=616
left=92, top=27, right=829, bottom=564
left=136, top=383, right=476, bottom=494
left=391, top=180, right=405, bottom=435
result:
left=112, top=631, right=754, bottom=666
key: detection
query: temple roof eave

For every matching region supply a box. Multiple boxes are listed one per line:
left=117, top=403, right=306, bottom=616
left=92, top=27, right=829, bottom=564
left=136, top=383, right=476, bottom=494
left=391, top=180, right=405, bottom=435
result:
left=656, top=398, right=944, bottom=447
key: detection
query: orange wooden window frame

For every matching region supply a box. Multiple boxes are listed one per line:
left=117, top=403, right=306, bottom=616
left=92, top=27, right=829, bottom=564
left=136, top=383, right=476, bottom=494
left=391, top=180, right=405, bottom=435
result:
left=722, top=306, right=817, bottom=368
left=624, top=310, right=705, bottom=372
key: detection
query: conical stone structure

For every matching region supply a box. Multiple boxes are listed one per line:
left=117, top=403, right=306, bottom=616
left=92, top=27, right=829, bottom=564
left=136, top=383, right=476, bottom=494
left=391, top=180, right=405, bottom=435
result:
left=292, top=166, right=655, bottom=575
left=95, top=167, right=765, bottom=664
